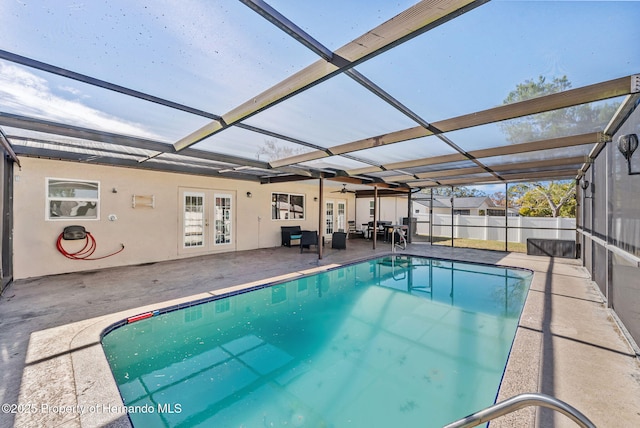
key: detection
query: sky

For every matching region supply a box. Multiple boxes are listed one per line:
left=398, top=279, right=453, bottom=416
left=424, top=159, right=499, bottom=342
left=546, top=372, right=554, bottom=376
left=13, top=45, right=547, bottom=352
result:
left=0, top=0, right=639, bottom=173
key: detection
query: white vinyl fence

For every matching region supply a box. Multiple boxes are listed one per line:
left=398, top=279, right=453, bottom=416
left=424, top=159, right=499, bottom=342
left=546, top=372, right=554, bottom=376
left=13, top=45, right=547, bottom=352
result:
left=414, top=213, right=576, bottom=243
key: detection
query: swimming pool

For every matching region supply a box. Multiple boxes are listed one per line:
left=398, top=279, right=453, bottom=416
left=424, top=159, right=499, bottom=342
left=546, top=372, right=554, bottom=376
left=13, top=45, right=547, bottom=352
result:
left=102, top=255, right=532, bottom=427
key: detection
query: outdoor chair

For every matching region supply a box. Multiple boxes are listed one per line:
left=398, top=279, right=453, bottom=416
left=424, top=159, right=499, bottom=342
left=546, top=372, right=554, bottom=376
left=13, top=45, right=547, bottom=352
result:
left=281, top=226, right=302, bottom=247
left=300, top=230, right=318, bottom=253
left=347, top=220, right=362, bottom=238
left=331, top=232, right=347, bottom=249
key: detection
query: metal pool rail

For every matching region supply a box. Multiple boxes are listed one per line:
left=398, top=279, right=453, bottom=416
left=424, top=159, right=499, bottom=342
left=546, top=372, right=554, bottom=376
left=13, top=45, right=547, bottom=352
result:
left=443, top=393, right=596, bottom=428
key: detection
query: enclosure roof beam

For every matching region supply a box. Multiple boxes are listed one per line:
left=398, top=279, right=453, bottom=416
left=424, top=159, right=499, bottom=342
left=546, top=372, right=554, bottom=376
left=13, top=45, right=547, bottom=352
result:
left=390, top=156, right=585, bottom=182
left=272, top=75, right=637, bottom=169
left=12, top=145, right=264, bottom=181
left=244, top=1, right=498, bottom=178
left=414, top=169, right=579, bottom=188
left=174, top=0, right=485, bottom=151
left=577, top=92, right=640, bottom=179
left=347, top=132, right=602, bottom=175
left=0, top=112, right=270, bottom=170
left=0, top=128, right=20, bottom=167
left=0, top=49, right=220, bottom=120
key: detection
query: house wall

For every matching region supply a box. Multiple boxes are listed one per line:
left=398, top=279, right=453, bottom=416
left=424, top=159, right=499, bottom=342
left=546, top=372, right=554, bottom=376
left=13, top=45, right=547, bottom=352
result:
left=355, top=196, right=409, bottom=230
left=13, top=157, right=354, bottom=279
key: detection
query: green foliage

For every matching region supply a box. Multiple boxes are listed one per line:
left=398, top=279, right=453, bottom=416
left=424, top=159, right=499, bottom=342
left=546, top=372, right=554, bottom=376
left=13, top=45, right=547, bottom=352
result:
left=498, top=75, right=617, bottom=144
left=510, top=180, right=576, bottom=217
left=496, top=75, right=613, bottom=218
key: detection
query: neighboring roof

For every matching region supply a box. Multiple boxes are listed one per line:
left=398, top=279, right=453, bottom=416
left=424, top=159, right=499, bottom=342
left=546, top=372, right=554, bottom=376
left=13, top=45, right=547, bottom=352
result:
left=0, top=1, right=638, bottom=192
left=415, top=196, right=494, bottom=209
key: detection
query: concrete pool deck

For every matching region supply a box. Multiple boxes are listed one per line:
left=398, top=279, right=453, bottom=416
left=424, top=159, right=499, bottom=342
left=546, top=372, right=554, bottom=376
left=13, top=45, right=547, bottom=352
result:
left=1, top=240, right=639, bottom=427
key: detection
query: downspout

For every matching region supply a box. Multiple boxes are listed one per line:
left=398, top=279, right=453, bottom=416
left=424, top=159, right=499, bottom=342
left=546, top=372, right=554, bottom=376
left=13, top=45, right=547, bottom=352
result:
left=0, top=129, right=21, bottom=168
left=318, top=177, right=323, bottom=260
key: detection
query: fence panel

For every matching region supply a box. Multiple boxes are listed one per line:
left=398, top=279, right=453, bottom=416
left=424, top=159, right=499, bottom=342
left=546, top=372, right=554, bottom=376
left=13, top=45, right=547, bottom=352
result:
left=419, top=214, right=575, bottom=244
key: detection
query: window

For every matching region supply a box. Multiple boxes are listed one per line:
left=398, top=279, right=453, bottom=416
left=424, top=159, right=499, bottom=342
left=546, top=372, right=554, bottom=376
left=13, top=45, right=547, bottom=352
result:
left=453, top=209, right=471, bottom=215
left=369, top=200, right=375, bottom=216
left=271, top=193, right=305, bottom=220
left=47, top=178, right=99, bottom=220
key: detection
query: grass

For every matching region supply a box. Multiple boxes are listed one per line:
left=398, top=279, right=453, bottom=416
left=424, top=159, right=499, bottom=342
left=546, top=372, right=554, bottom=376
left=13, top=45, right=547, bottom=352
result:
left=412, top=235, right=527, bottom=253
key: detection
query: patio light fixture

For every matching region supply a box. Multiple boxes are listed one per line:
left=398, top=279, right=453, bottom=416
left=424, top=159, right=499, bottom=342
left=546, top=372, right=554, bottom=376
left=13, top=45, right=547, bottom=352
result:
left=580, top=178, right=593, bottom=198
left=617, top=133, right=639, bottom=175
left=246, top=191, right=252, bottom=198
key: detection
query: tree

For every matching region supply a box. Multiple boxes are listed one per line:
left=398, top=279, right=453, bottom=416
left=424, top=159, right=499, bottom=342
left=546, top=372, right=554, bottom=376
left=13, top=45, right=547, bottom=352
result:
left=497, top=75, right=614, bottom=218
left=510, top=181, right=576, bottom=218
left=490, top=191, right=506, bottom=208
left=256, top=138, right=305, bottom=161
left=498, top=76, right=617, bottom=144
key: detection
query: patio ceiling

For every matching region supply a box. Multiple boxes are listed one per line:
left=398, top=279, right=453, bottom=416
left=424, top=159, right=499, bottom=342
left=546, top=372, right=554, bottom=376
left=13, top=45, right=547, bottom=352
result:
left=0, top=0, right=639, bottom=192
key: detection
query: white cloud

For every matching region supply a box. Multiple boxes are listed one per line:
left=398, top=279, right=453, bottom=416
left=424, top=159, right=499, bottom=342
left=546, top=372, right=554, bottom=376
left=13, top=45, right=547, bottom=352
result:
left=0, top=62, right=163, bottom=140
left=58, top=85, right=85, bottom=97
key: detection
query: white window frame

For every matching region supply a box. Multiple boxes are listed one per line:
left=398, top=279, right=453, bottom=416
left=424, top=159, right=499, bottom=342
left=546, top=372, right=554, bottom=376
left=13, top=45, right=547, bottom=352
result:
left=271, top=192, right=305, bottom=220
left=46, top=178, right=100, bottom=221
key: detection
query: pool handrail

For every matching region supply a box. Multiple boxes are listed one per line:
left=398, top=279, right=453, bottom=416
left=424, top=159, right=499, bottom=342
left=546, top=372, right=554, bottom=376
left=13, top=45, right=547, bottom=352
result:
left=442, top=392, right=596, bottom=428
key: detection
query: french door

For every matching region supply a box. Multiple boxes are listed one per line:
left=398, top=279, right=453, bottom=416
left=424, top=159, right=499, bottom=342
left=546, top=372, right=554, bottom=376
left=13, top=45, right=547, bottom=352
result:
left=180, top=188, right=235, bottom=253
left=325, top=199, right=346, bottom=236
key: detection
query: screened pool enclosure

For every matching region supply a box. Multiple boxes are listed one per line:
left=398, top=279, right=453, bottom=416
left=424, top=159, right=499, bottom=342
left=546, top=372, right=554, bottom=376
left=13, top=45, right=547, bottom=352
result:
left=0, top=1, right=639, bottom=348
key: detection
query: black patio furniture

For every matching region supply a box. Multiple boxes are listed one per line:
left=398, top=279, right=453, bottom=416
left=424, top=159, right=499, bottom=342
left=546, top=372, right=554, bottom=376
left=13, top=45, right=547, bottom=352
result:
left=300, top=230, right=318, bottom=253
left=332, top=232, right=347, bottom=249
left=281, top=226, right=302, bottom=247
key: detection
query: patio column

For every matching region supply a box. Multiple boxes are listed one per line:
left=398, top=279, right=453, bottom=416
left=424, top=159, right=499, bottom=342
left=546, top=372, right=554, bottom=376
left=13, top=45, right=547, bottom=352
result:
left=318, top=177, right=323, bottom=260
left=505, top=182, right=508, bottom=252
left=407, top=189, right=412, bottom=244
left=450, top=186, right=454, bottom=248
left=372, top=185, right=378, bottom=250
left=429, top=188, right=433, bottom=245
left=575, top=179, right=581, bottom=258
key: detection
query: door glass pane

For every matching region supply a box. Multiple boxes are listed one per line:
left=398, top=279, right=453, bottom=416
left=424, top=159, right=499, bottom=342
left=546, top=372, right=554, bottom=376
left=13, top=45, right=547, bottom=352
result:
left=337, top=202, right=346, bottom=232
left=184, top=193, right=204, bottom=247
left=215, top=194, right=232, bottom=245
left=326, top=202, right=334, bottom=235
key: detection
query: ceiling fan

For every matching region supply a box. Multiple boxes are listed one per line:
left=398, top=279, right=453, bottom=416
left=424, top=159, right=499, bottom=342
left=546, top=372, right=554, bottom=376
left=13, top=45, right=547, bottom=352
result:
left=331, top=184, right=357, bottom=194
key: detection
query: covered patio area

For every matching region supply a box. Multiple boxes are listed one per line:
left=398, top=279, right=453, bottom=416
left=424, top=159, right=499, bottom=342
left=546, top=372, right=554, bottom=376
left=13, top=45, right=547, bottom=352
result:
left=1, top=241, right=639, bottom=427
left=0, top=0, right=639, bottom=427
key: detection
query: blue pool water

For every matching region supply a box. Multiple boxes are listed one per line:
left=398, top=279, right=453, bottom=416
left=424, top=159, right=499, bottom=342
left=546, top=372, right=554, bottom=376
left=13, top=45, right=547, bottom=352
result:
left=102, top=255, right=532, bottom=427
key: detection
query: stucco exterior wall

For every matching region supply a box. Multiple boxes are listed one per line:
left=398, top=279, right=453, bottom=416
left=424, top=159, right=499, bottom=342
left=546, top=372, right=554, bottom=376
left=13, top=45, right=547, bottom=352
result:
left=355, top=197, right=409, bottom=229
left=13, top=157, right=354, bottom=279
